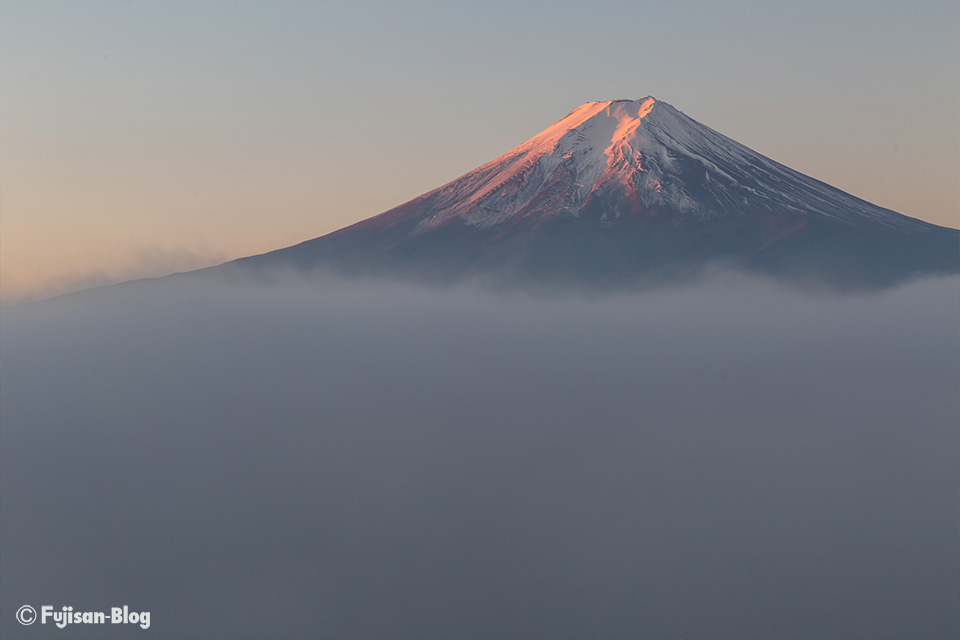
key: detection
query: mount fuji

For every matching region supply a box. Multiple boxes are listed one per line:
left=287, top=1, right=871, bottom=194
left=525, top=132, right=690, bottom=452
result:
left=226, top=97, right=958, bottom=289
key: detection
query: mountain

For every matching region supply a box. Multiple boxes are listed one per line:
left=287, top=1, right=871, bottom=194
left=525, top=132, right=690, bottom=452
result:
left=229, top=97, right=958, bottom=289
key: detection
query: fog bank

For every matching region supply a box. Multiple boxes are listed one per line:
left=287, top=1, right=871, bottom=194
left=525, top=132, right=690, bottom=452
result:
left=2, top=273, right=958, bottom=639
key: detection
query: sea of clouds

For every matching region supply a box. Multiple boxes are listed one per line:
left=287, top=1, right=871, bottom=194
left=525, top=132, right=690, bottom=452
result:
left=2, top=271, right=958, bottom=639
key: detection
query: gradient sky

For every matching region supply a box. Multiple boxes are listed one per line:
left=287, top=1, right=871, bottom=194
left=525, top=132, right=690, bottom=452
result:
left=2, top=0, right=958, bottom=300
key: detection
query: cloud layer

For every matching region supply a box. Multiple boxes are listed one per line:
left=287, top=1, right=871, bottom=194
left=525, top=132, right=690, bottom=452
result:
left=2, top=273, right=958, bottom=639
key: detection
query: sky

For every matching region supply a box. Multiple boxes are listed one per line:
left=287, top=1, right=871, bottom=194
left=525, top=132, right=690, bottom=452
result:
left=2, top=0, right=958, bottom=301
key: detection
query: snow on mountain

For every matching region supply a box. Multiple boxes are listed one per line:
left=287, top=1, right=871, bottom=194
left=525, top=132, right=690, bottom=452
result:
left=390, top=97, right=928, bottom=234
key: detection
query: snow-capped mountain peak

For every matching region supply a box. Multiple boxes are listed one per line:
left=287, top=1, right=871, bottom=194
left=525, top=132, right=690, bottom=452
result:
left=235, top=96, right=958, bottom=290
left=400, top=96, right=927, bottom=234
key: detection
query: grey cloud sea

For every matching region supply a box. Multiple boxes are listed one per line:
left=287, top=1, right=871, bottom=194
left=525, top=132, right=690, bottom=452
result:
left=2, top=272, right=958, bottom=639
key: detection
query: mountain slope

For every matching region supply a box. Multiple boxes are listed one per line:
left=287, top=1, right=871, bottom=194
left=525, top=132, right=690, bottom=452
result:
left=231, top=97, right=959, bottom=289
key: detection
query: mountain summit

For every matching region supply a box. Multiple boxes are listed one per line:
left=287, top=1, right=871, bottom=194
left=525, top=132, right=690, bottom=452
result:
left=234, top=97, right=958, bottom=288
